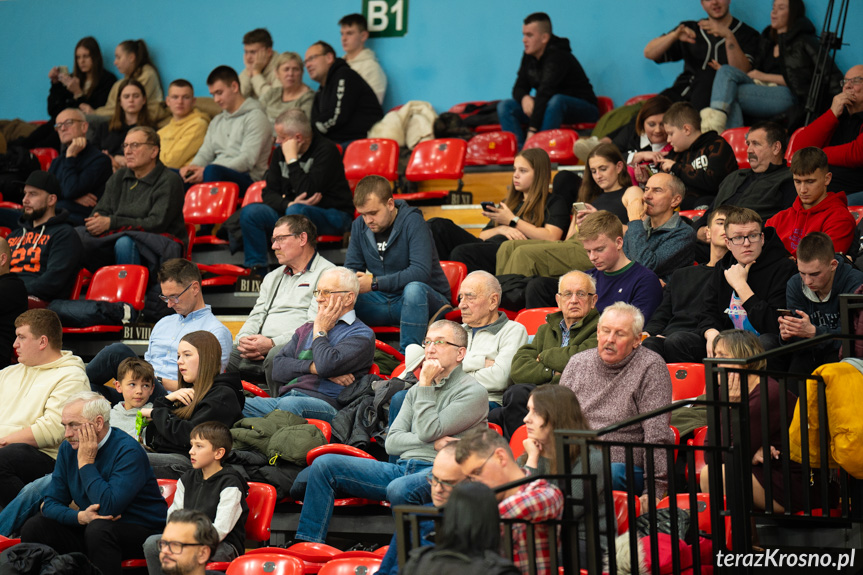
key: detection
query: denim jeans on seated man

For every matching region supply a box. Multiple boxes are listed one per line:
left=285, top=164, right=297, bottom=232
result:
left=201, top=164, right=253, bottom=195
left=240, top=202, right=352, bottom=269
left=709, top=65, right=797, bottom=130
left=113, top=235, right=141, bottom=265
left=242, top=389, right=339, bottom=422
left=289, top=455, right=433, bottom=543
left=354, top=282, right=451, bottom=353
left=0, top=473, right=52, bottom=536
left=610, top=463, right=644, bottom=494
left=498, top=94, right=599, bottom=148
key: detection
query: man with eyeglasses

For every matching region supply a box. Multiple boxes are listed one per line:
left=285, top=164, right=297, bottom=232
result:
left=7, top=170, right=83, bottom=303
left=242, top=266, right=374, bottom=421
left=19, top=392, right=167, bottom=575
left=492, top=270, right=599, bottom=437
left=455, top=427, right=563, bottom=575
left=305, top=40, right=383, bottom=145
left=377, top=442, right=465, bottom=575
left=698, top=206, right=797, bottom=358
left=46, top=107, right=112, bottom=225
left=289, top=320, right=487, bottom=545
left=794, top=65, right=863, bottom=196
left=77, top=126, right=186, bottom=270
left=84, top=258, right=233, bottom=405
left=157, top=510, right=220, bottom=575
left=228, top=215, right=335, bottom=390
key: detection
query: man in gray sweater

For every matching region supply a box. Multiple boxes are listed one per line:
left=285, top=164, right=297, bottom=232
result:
left=560, top=302, right=673, bottom=508
left=289, top=319, right=488, bottom=543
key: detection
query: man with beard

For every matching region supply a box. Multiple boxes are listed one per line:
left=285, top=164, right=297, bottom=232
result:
left=8, top=171, right=82, bottom=303
left=157, top=510, right=220, bottom=575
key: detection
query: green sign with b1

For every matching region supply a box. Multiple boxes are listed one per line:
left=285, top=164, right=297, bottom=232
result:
left=364, top=0, right=408, bottom=37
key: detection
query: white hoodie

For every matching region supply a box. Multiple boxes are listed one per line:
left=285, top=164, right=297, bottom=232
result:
left=0, top=350, right=88, bottom=459
left=347, top=47, right=388, bottom=105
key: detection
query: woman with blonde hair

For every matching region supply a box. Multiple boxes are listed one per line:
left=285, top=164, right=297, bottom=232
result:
left=260, top=52, right=314, bottom=123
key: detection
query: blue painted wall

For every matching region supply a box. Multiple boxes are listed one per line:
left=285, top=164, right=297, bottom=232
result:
left=1, top=0, right=860, bottom=120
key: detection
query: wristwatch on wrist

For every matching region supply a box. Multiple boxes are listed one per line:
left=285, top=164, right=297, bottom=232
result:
left=509, top=216, right=520, bottom=228
left=371, top=281, right=379, bottom=291
left=314, top=330, right=327, bottom=339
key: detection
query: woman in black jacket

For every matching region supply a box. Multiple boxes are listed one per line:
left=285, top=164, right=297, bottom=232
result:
left=702, top=0, right=839, bottom=131
left=142, top=331, right=243, bottom=479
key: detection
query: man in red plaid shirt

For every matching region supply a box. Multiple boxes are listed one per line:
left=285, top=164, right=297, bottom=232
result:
left=455, top=427, right=563, bottom=575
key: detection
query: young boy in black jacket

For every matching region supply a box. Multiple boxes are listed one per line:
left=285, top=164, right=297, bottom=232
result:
left=143, top=422, right=248, bottom=573
left=655, top=102, right=738, bottom=210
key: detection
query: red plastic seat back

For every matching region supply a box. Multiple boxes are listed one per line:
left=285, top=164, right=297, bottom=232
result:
left=678, top=209, right=706, bottom=220
left=514, top=307, right=558, bottom=337
left=246, top=482, right=277, bottom=542
left=785, top=127, right=805, bottom=162
left=624, top=94, right=658, bottom=106
left=86, top=265, right=148, bottom=310
left=523, top=129, right=579, bottom=165
left=157, top=478, right=178, bottom=506
left=510, top=424, right=529, bottom=459
left=306, top=418, right=333, bottom=442
left=466, top=131, right=517, bottom=166
left=667, top=363, right=706, bottom=401
left=488, top=422, right=503, bottom=435
left=243, top=181, right=266, bottom=207
left=405, top=139, right=467, bottom=182
left=225, top=553, right=304, bottom=575
left=657, top=493, right=712, bottom=534
left=183, top=182, right=240, bottom=225
left=597, top=96, right=615, bottom=117
left=612, top=490, right=641, bottom=535
left=439, top=260, right=467, bottom=307
left=343, top=138, right=399, bottom=189
left=318, top=557, right=383, bottom=575
left=30, top=148, right=59, bottom=171
left=0, top=227, right=9, bottom=239
left=283, top=542, right=341, bottom=563
left=721, top=127, right=750, bottom=169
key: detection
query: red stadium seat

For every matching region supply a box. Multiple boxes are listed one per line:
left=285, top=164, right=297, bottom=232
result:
left=307, top=418, right=332, bottom=442
left=63, top=265, right=148, bottom=334
left=30, top=147, right=59, bottom=171
left=318, top=557, right=382, bottom=575
left=225, top=554, right=304, bottom=575
left=466, top=131, right=518, bottom=166
left=510, top=424, right=529, bottom=459
left=343, top=138, right=399, bottom=191
left=624, top=94, right=658, bottom=106
left=439, top=260, right=467, bottom=307
left=183, top=182, right=239, bottom=245
left=0, top=537, right=20, bottom=553
left=566, top=96, right=614, bottom=132
left=206, top=482, right=278, bottom=571
left=721, top=127, right=750, bottom=169
left=678, top=209, right=706, bottom=220
left=243, top=180, right=267, bottom=207
left=514, top=307, right=558, bottom=337
left=686, top=426, right=708, bottom=484
left=785, top=127, right=805, bottom=162
left=849, top=206, right=863, bottom=222
left=400, top=138, right=467, bottom=202
left=523, top=129, right=579, bottom=165
left=667, top=363, right=706, bottom=401
left=0, top=227, right=9, bottom=239
left=612, top=490, right=641, bottom=535
left=242, top=381, right=270, bottom=398
left=488, top=422, right=503, bottom=435
left=158, top=478, right=178, bottom=506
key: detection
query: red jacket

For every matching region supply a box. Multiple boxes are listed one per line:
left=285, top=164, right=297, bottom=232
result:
left=794, top=109, right=863, bottom=168
left=765, top=191, right=857, bottom=255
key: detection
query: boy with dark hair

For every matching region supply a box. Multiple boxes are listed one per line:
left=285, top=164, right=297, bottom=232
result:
left=110, top=357, right=155, bottom=438
left=181, top=66, right=271, bottom=192
left=240, top=28, right=278, bottom=100
left=766, top=147, right=856, bottom=256
left=142, top=421, right=248, bottom=573
left=338, top=13, right=387, bottom=105
left=782, top=231, right=863, bottom=374
left=158, top=79, right=209, bottom=169
left=657, top=102, right=738, bottom=209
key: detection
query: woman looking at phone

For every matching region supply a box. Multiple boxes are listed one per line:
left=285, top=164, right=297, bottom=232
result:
left=428, top=148, right=569, bottom=274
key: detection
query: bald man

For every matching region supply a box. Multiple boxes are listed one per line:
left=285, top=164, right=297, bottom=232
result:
left=0, top=237, right=27, bottom=369
left=794, top=64, right=863, bottom=195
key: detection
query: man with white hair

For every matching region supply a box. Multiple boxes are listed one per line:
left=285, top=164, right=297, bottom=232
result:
left=19, top=391, right=167, bottom=575
left=559, top=303, right=673, bottom=506
left=241, top=266, right=375, bottom=422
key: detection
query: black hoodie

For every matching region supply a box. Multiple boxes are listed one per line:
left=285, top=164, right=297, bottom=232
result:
left=698, top=227, right=798, bottom=337
left=9, top=209, right=83, bottom=301
left=511, top=34, right=597, bottom=131
left=146, top=373, right=244, bottom=455
left=311, top=58, right=383, bottom=143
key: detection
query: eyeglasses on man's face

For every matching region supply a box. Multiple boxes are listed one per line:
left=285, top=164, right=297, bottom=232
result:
left=159, top=282, right=194, bottom=304
left=728, top=232, right=763, bottom=246
left=54, top=119, right=83, bottom=130
left=157, top=539, right=204, bottom=554
left=271, top=233, right=298, bottom=245
left=557, top=290, right=595, bottom=301
left=122, top=142, right=154, bottom=152
left=421, top=339, right=460, bottom=349
left=313, top=289, right=351, bottom=298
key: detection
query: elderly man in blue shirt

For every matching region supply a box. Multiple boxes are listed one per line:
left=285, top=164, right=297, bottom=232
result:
left=85, top=258, right=233, bottom=404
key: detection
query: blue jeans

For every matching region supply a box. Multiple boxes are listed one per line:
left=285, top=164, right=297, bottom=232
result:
left=610, top=463, right=644, bottom=494
left=846, top=191, right=863, bottom=206
left=0, top=474, right=52, bottom=536
left=114, top=235, right=141, bottom=265
left=354, top=282, right=451, bottom=353
left=498, top=94, right=600, bottom=148
left=242, top=389, right=339, bottom=422
left=85, top=342, right=168, bottom=405
left=710, top=65, right=797, bottom=129
left=291, top=455, right=433, bottom=543
left=202, top=164, right=254, bottom=194
left=285, top=204, right=352, bottom=236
